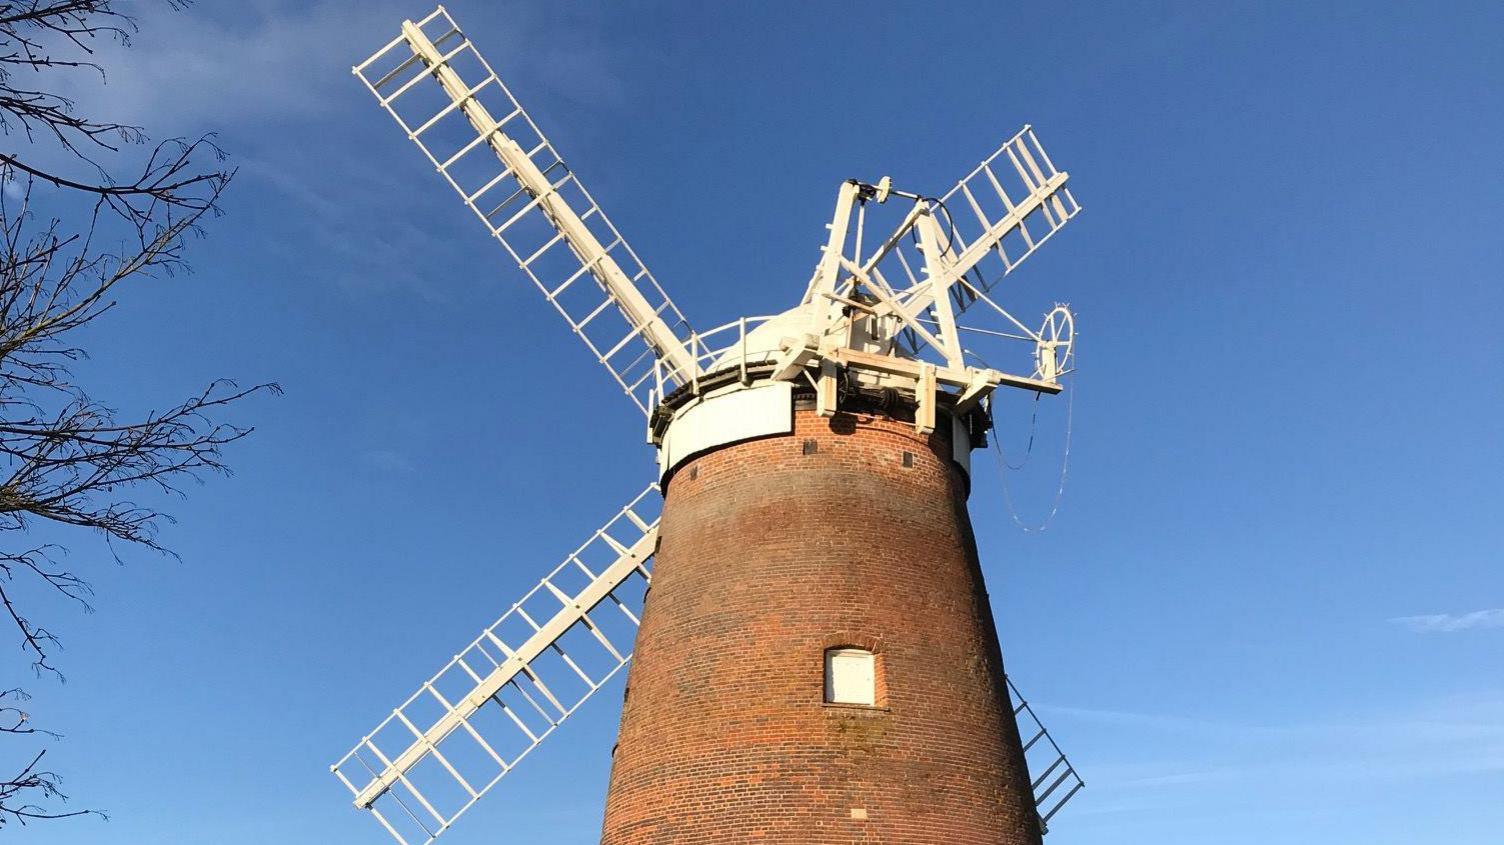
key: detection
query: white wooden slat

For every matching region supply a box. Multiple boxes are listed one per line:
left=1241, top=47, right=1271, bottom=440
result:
left=331, top=480, right=661, bottom=845
left=354, top=7, right=698, bottom=417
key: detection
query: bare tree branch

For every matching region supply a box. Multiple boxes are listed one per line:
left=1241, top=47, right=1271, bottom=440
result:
left=0, top=748, right=104, bottom=825
left=0, top=0, right=270, bottom=826
left=0, top=690, right=102, bottom=825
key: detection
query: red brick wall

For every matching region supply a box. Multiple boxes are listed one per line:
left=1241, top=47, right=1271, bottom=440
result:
left=599, top=407, right=1042, bottom=844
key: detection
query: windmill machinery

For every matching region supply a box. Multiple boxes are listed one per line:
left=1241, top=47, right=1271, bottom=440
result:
left=333, top=7, right=1086, bottom=844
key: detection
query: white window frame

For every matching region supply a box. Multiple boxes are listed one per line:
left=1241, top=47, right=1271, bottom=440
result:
left=824, top=648, right=876, bottom=706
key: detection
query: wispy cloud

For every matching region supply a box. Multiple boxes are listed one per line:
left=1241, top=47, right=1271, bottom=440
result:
left=50, top=1, right=413, bottom=133
left=1036, top=691, right=1504, bottom=826
left=35, top=1, right=634, bottom=301
left=49, top=1, right=629, bottom=134
left=1390, top=608, right=1504, bottom=633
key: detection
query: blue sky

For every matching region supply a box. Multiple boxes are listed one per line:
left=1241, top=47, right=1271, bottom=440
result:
left=10, top=1, right=1503, bottom=843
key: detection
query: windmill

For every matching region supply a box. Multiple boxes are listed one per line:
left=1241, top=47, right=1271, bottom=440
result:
left=332, top=6, right=1085, bottom=844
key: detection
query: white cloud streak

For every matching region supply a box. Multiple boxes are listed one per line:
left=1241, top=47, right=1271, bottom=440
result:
left=1034, top=691, right=1504, bottom=825
left=47, top=1, right=627, bottom=135
left=37, top=1, right=633, bottom=299
left=1389, top=608, right=1504, bottom=633
left=50, top=1, right=412, bottom=133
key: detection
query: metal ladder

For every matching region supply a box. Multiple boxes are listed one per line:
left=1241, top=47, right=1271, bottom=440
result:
left=1008, top=675, right=1085, bottom=834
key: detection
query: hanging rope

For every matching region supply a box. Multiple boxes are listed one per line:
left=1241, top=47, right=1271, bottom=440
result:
left=1002, top=392, right=1042, bottom=471
left=993, top=374, right=1074, bottom=533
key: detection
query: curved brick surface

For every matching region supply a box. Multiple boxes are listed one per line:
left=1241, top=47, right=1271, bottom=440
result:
left=600, top=407, right=1041, bottom=844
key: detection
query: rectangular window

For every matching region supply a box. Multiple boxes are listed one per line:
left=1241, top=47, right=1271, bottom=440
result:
left=824, top=648, right=876, bottom=705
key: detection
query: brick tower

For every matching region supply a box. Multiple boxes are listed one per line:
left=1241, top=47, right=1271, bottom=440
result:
left=600, top=400, right=1043, bottom=844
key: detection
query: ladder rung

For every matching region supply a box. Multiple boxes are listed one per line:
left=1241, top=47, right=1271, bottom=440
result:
left=435, top=105, right=516, bottom=172
left=568, top=554, right=598, bottom=580
left=1016, top=214, right=1037, bottom=250
left=551, top=643, right=596, bottom=687
left=547, top=252, right=604, bottom=299
left=368, top=802, right=419, bottom=845
left=369, top=737, right=445, bottom=825
left=365, top=24, right=461, bottom=91
left=482, top=630, right=514, bottom=659
left=599, top=532, right=630, bottom=555
left=454, top=656, right=485, bottom=685
left=541, top=578, right=575, bottom=607
left=573, top=296, right=617, bottom=332
left=608, top=592, right=641, bottom=626
left=455, top=713, right=508, bottom=770
left=426, top=35, right=476, bottom=74
left=580, top=613, right=626, bottom=663
left=464, top=166, right=516, bottom=205
left=370, top=49, right=429, bottom=92
left=413, top=74, right=497, bottom=139
left=470, top=638, right=503, bottom=670
left=1041, top=781, right=1084, bottom=825
left=1004, top=144, right=1041, bottom=194
left=1050, top=192, right=1071, bottom=224
left=521, top=231, right=566, bottom=267
left=495, top=192, right=551, bottom=241
left=495, top=695, right=539, bottom=743
left=379, top=37, right=471, bottom=108
left=416, top=6, right=451, bottom=27
left=390, top=784, right=443, bottom=831
left=422, top=682, right=455, bottom=710
left=959, top=182, right=992, bottom=232
left=415, top=738, right=479, bottom=801
left=622, top=507, right=650, bottom=532
left=991, top=241, right=1016, bottom=272
left=518, top=669, right=567, bottom=718
left=548, top=237, right=621, bottom=296
left=1030, top=755, right=1065, bottom=791
left=515, top=606, right=542, bottom=632
left=1035, top=766, right=1074, bottom=806
left=982, top=163, right=1018, bottom=213
left=1013, top=138, right=1051, bottom=187
left=484, top=162, right=566, bottom=227
left=1027, top=128, right=1061, bottom=174
left=618, top=340, right=658, bottom=375
left=483, top=177, right=532, bottom=221
left=1035, top=193, right=1060, bottom=229
left=600, top=320, right=649, bottom=364
left=627, top=366, right=659, bottom=393
left=509, top=677, right=557, bottom=724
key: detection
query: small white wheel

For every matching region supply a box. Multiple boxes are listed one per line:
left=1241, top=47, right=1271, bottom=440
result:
left=1034, top=305, right=1075, bottom=381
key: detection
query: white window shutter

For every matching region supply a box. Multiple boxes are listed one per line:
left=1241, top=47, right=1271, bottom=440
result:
left=825, top=649, right=876, bottom=705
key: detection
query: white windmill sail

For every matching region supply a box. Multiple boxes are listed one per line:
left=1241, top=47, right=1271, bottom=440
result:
left=895, top=126, right=1081, bottom=323
left=794, top=126, right=1079, bottom=390
left=330, top=484, right=661, bottom=845
left=354, top=7, right=698, bottom=414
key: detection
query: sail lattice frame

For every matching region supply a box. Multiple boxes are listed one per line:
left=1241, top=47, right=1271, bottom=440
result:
left=331, top=484, right=662, bottom=845
left=354, top=6, right=697, bottom=415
